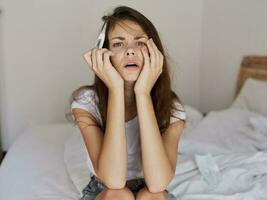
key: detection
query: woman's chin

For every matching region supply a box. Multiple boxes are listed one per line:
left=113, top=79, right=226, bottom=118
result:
left=122, top=75, right=139, bottom=82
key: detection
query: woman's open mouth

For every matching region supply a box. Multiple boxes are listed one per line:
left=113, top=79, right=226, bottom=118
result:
left=124, top=63, right=139, bottom=71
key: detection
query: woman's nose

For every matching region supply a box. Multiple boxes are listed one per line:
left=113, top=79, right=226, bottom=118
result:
left=125, top=48, right=135, bottom=57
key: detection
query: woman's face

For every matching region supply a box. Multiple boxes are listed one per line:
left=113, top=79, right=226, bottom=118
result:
left=108, top=20, right=149, bottom=82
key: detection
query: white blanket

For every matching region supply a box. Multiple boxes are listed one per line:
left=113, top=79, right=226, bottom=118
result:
left=166, top=108, right=267, bottom=199
left=167, top=152, right=267, bottom=200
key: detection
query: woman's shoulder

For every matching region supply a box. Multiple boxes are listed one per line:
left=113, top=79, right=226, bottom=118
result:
left=173, top=100, right=185, bottom=112
left=170, top=98, right=186, bottom=123
left=71, top=86, right=103, bottom=126
left=73, top=86, right=99, bottom=105
left=71, top=85, right=100, bottom=112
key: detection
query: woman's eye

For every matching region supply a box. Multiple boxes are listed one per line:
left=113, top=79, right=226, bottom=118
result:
left=112, top=42, right=123, bottom=48
left=137, top=41, right=146, bottom=47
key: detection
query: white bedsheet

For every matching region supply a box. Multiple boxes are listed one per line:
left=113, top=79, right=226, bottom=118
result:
left=0, top=123, right=80, bottom=200
left=166, top=108, right=267, bottom=199
left=1, top=108, right=266, bottom=200
left=167, top=152, right=267, bottom=200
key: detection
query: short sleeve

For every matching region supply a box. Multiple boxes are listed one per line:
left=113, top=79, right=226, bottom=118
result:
left=170, top=101, right=187, bottom=124
left=71, top=89, right=103, bottom=127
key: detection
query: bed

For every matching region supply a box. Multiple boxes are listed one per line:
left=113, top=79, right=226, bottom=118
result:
left=0, top=56, right=266, bottom=200
left=173, top=56, right=267, bottom=199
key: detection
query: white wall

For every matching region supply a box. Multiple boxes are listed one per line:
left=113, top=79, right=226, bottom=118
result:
left=1, top=0, right=96, bottom=151
left=0, top=3, right=3, bottom=152
left=1, top=0, right=202, bottom=150
left=199, top=0, right=267, bottom=113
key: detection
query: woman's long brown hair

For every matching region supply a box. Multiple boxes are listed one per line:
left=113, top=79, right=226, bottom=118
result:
left=68, top=6, right=185, bottom=134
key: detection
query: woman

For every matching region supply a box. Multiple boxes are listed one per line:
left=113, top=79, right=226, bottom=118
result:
left=70, top=5, right=186, bottom=200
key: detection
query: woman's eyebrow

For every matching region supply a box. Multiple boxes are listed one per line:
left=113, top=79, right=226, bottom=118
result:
left=111, top=35, right=148, bottom=40
left=111, top=36, right=125, bottom=40
left=134, top=36, right=148, bottom=40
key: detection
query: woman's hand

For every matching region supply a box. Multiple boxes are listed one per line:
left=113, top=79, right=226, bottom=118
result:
left=134, top=38, right=164, bottom=96
left=83, top=48, right=124, bottom=91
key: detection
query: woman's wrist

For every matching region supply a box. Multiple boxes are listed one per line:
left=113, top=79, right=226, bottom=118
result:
left=134, top=91, right=150, bottom=98
left=108, top=85, right=124, bottom=95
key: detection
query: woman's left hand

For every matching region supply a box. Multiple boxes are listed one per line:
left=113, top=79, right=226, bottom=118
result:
left=134, top=38, right=164, bottom=96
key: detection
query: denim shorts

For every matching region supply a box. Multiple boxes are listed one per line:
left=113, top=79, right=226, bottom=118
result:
left=80, top=175, right=176, bottom=200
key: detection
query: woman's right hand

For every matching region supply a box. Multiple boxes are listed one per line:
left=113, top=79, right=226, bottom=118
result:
left=83, top=48, right=124, bottom=90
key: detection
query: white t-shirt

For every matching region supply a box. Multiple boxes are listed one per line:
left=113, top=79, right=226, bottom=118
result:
left=71, top=88, right=186, bottom=180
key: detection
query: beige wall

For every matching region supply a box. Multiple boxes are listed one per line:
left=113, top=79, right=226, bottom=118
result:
left=199, top=0, right=267, bottom=113
left=0, top=0, right=202, bottom=150
left=0, top=4, right=3, bottom=155
left=2, top=0, right=267, bottom=151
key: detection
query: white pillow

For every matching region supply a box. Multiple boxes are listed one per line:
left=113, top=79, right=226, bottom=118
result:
left=64, top=129, right=94, bottom=197
left=231, top=78, right=267, bottom=116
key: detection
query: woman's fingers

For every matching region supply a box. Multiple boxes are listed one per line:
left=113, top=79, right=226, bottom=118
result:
left=83, top=50, right=93, bottom=69
left=146, top=39, right=156, bottom=68
left=103, top=51, right=114, bottom=67
left=147, top=39, right=163, bottom=74
left=85, top=48, right=109, bottom=71
left=150, top=39, right=160, bottom=66
left=141, top=46, right=149, bottom=67
left=91, top=48, right=97, bottom=70
left=96, top=48, right=109, bottom=69
left=151, top=40, right=163, bottom=72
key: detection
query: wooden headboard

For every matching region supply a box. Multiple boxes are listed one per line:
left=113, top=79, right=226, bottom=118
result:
left=235, top=56, right=267, bottom=97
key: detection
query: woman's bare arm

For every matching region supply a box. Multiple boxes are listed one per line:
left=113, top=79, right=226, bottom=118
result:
left=72, top=88, right=127, bottom=189
left=136, top=94, right=183, bottom=193
left=98, top=88, right=127, bottom=188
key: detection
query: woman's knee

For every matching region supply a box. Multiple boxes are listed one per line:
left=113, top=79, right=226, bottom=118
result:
left=96, top=187, right=135, bottom=200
